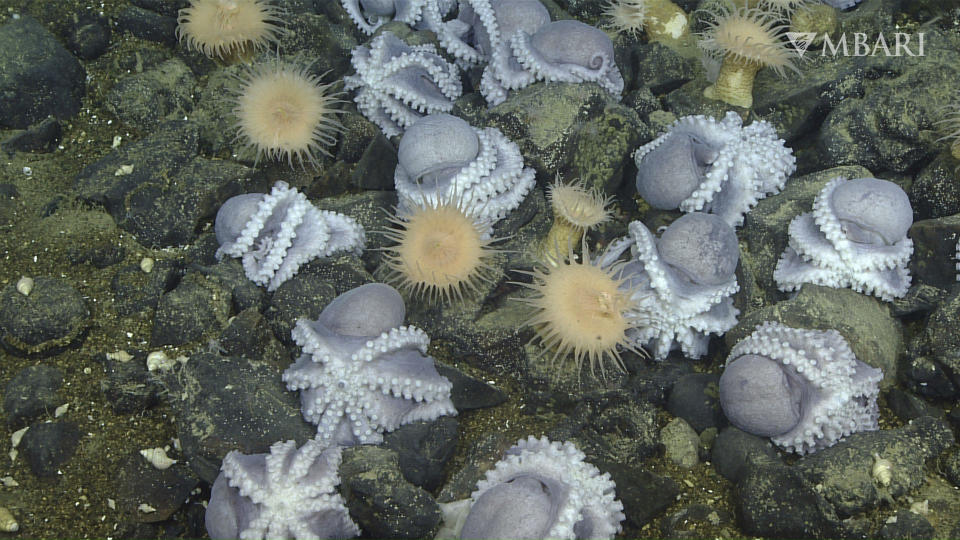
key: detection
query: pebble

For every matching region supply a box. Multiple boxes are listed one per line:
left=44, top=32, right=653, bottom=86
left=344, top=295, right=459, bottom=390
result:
left=15, top=276, right=32, bottom=296
left=0, top=506, right=18, bottom=532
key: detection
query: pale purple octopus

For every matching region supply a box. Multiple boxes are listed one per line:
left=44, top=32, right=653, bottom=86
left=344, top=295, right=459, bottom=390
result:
left=634, top=111, right=796, bottom=227
left=438, top=0, right=550, bottom=67
left=340, top=0, right=454, bottom=35
left=282, top=283, right=456, bottom=446
left=215, top=182, right=366, bottom=291
left=600, top=212, right=740, bottom=360
left=205, top=439, right=359, bottom=539
left=823, top=0, right=862, bottom=8
left=443, top=436, right=624, bottom=540
left=394, top=113, right=535, bottom=225
left=719, top=322, right=882, bottom=455
left=773, top=177, right=914, bottom=302
left=483, top=18, right=624, bottom=106
left=344, top=31, right=462, bottom=137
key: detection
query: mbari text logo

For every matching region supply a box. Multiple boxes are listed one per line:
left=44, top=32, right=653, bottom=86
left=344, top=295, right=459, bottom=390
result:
left=786, top=32, right=925, bottom=58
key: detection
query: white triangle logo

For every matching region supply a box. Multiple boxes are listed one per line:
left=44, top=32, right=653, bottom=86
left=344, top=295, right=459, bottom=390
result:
left=786, top=32, right=817, bottom=57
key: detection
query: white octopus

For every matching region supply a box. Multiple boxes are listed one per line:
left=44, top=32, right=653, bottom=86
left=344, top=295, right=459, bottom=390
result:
left=774, top=177, right=914, bottom=302
left=215, top=182, right=366, bottom=291
left=720, top=322, right=883, bottom=455
left=394, top=113, right=535, bottom=226
left=205, top=439, right=360, bottom=539
left=340, top=0, right=454, bottom=35
left=633, top=111, right=796, bottom=227
left=344, top=31, right=462, bottom=137
left=600, top=213, right=741, bottom=361
left=283, top=283, right=456, bottom=446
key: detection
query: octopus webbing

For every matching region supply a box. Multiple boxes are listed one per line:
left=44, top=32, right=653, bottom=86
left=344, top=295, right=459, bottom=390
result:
left=719, top=322, right=883, bottom=455
left=774, top=177, right=914, bottom=302
left=633, top=111, right=795, bottom=227
left=344, top=31, right=462, bottom=137
left=457, top=436, right=624, bottom=540
left=394, top=113, right=535, bottom=225
left=282, top=283, right=456, bottom=445
left=205, top=439, right=360, bottom=539
left=600, top=212, right=740, bottom=360
left=215, top=181, right=366, bottom=291
left=340, top=0, right=454, bottom=35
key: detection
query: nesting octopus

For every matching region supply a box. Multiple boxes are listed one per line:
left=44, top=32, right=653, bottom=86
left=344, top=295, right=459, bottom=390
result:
left=774, top=177, right=914, bottom=302
left=394, top=113, right=535, bottom=225
left=634, top=111, right=795, bottom=227
left=719, top=322, right=883, bottom=454
left=600, top=212, right=740, bottom=360
left=215, top=182, right=365, bottom=291
left=282, top=283, right=456, bottom=445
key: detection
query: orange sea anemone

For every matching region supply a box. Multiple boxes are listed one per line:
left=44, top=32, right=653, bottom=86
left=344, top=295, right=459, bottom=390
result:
left=381, top=201, right=501, bottom=303
left=698, top=5, right=799, bottom=108
left=539, top=178, right=613, bottom=266
left=515, top=246, right=647, bottom=378
left=603, top=0, right=690, bottom=44
left=177, top=0, right=283, bottom=60
left=232, top=62, right=344, bottom=168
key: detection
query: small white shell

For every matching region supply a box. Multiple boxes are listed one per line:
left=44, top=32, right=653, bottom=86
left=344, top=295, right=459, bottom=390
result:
left=140, top=447, right=177, bottom=470
left=872, top=453, right=893, bottom=487
left=140, top=257, right=155, bottom=274
left=0, top=506, right=18, bottom=532
left=16, top=276, right=33, bottom=296
left=105, top=350, right=133, bottom=362
left=137, top=503, right=157, bottom=514
left=146, top=351, right=175, bottom=372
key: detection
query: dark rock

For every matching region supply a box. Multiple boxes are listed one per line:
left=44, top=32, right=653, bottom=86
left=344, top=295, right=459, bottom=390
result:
left=550, top=394, right=661, bottom=463
left=922, top=285, right=960, bottom=394
left=151, top=272, right=229, bottom=347
left=75, top=121, right=256, bottom=249
left=66, top=12, right=111, bottom=60
left=667, top=373, right=724, bottom=433
left=276, top=11, right=357, bottom=78
left=114, top=450, right=198, bottom=523
left=911, top=154, right=960, bottom=220
left=105, top=58, right=196, bottom=132
left=626, top=357, right=693, bottom=406
left=711, top=426, right=781, bottom=484
left=602, top=462, right=680, bottom=529
left=890, top=284, right=949, bottom=319
left=878, top=510, right=934, bottom=540
left=382, top=417, right=459, bottom=491
left=662, top=504, right=735, bottom=539
left=0, top=276, right=89, bottom=356
left=98, top=351, right=163, bottom=415
left=910, top=214, right=960, bottom=289
left=0, top=183, right=18, bottom=198
left=884, top=388, right=944, bottom=422
left=941, top=446, right=960, bottom=488
left=737, top=464, right=842, bottom=538
left=131, top=0, right=189, bottom=18
left=2, top=365, right=63, bottom=428
left=0, top=16, right=85, bottom=128
left=338, top=111, right=382, bottom=164
left=216, top=308, right=286, bottom=366
left=435, top=363, right=507, bottom=411
left=111, top=260, right=178, bottom=317
left=264, top=271, right=338, bottom=346
left=114, top=6, right=178, bottom=47
left=67, top=241, right=125, bottom=269
left=901, top=335, right=958, bottom=400
left=632, top=42, right=697, bottom=95
left=351, top=132, right=397, bottom=190
left=20, top=421, right=83, bottom=478
left=158, top=352, right=315, bottom=483
left=340, top=446, right=442, bottom=539
left=1, top=117, right=61, bottom=154
left=796, top=416, right=955, bottom=516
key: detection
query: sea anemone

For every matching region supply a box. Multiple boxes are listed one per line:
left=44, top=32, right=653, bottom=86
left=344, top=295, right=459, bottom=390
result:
left=935, top=100, right=960, bottom=161
left=176, top=0, right=283, bottom=61
left=697, top=5, right=799, bottom=108
left=539, top=178, right=613, bottom=266
left=515, top=245, right=646, bottom=378
left=381, top=200, right=501, bottom=303
left=602, top=0, right=690, bottom=44
left=232, top=62, right=344, bottom=168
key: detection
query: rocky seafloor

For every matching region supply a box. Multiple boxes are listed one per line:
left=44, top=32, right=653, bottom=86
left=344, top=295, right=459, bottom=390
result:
left=1, top=0, right=960, bottom=538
